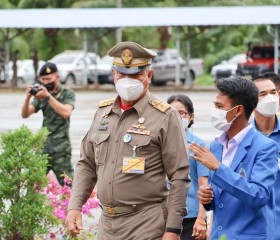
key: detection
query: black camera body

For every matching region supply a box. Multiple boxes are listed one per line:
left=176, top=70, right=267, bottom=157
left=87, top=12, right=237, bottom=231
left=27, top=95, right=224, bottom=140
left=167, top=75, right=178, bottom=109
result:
left=29, top=83, right=41, bottom=96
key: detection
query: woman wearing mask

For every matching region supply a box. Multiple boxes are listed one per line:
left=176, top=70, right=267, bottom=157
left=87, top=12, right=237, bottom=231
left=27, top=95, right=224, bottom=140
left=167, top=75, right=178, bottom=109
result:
left=167, top=94, right=209, bottom=240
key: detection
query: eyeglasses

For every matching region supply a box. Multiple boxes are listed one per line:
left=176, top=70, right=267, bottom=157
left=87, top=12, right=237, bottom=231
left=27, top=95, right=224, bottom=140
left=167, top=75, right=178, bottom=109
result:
left=178, top=111, right=190, bottom=117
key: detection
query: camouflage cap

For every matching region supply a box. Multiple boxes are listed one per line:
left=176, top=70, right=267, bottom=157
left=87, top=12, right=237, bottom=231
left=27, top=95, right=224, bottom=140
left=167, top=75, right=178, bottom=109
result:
left=39, top=62, right=58, bottom=76
left=107, top=41, right=157, bottom=74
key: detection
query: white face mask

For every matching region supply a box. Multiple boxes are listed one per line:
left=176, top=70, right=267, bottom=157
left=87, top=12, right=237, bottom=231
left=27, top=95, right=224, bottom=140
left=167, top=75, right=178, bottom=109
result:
left=211, top=106, right=237, bottom=131
left=256, top=94, right=279, bottom=117
left=181, top=118, right=189, bottom=130
left=115, top=77, right=145, bottom=101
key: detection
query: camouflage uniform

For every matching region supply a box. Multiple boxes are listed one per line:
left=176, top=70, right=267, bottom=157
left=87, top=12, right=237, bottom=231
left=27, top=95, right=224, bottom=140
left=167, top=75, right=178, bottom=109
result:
left=32, top=84, right=75, bottom=184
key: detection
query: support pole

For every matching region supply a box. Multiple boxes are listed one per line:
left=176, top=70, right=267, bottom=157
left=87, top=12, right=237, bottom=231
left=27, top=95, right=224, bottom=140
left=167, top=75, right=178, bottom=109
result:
left=175, top=27, right=181, bottom=86
left=82, top=31, right=88, bottom=86
left=93, top=29, right=99, bottom=88
left=274, top=25, right=279, bottom=74
left=184, top=27, right=191, bottom=88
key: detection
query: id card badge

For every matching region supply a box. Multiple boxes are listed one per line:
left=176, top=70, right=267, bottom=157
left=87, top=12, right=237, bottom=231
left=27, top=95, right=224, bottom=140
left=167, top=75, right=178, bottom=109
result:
left=122, top=156, right=145, bottom=174
left=278, top=158, right=280, bottom=170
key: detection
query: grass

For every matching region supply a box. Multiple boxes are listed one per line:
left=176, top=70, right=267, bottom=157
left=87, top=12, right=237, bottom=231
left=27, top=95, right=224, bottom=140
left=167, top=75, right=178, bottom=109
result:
left=195, top=74, right=214, bottom=86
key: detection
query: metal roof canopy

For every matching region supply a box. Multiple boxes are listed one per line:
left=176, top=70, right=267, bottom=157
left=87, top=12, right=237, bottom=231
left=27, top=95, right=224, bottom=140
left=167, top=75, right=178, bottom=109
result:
left=0, top=6, right=279, bottom=87
left=0, top=6, right=280, bottom=28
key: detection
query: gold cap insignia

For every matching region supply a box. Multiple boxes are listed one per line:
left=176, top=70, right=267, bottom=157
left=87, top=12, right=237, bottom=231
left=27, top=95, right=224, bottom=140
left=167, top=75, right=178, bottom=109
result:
left=46, top=67, right=51, bottom=73
left=121, top=49, right=133, bottom=65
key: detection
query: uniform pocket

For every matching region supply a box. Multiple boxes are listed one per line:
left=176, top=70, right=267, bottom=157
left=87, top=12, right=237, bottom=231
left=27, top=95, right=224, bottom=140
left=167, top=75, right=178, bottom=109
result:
left=89, top=133, right=110, bottom=166
left=127, top=135, right=151, bottom=156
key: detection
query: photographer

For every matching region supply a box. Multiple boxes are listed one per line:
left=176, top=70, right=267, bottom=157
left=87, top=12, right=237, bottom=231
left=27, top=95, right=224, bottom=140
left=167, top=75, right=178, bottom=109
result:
left=21, top=62, right=76, bottom=185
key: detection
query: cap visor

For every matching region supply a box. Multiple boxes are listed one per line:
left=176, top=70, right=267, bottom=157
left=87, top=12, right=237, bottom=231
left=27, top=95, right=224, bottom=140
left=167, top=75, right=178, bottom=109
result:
left=113, top=65, right=147, bottom=75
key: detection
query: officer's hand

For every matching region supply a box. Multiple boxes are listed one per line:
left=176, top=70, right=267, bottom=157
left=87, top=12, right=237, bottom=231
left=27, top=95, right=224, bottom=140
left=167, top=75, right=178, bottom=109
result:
left=197, top=185, right=213, bottom=205
left=162, top=232, right=180, bottom=240
left=65, top=209, right=83, bottom=237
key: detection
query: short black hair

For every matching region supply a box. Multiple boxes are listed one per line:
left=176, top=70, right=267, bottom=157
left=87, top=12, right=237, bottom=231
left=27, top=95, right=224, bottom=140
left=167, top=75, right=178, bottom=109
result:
left=167, top=94, right=194, bottom=127
left=215, top=76, right=259, bottom=120
left=253, top=72, right=280, bottom=90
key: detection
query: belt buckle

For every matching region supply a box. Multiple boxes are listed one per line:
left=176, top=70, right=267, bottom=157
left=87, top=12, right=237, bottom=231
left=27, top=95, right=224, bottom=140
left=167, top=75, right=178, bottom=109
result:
left=106, top=206, right=116, bottom=215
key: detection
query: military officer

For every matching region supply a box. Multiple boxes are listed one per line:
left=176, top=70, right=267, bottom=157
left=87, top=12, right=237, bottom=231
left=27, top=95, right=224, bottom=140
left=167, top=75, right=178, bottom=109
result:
left=66, top=41, right=191, bottom=240
left=21, top=62, right=76, bottom=185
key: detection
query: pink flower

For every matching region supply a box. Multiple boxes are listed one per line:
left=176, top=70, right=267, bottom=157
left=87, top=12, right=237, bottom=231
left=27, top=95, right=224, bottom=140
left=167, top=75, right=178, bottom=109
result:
left=49, top=232, right=56, bottom=239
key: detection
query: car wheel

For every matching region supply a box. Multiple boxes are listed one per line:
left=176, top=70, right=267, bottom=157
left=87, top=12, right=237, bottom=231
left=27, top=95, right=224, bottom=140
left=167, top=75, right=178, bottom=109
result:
left=65, top=74, right=76, bottom=86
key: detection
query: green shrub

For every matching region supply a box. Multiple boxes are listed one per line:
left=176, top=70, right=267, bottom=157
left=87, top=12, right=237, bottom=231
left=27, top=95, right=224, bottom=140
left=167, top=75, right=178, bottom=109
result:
left=0, top=125, right=58, bottom=240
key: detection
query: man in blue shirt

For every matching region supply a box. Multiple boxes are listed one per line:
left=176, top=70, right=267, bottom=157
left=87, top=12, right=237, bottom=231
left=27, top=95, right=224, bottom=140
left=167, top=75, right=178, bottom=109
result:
left=189, top=76, right=278, bottom=240
left=252, top=73, right=280, bottom=240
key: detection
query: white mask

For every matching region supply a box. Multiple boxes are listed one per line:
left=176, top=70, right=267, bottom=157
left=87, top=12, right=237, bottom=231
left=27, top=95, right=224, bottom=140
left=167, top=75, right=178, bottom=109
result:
left=256, top=94, right=279, bottom=117
left=115, top=77, right=145, bottom=101
left=181, top=118, right=189, bottom=130
left=211, top=106, right=237, bottom=131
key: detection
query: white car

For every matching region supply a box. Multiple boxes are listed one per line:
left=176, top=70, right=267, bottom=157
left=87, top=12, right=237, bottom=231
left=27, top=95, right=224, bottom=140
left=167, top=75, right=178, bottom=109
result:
left=50, top=50, right=100, bottom=85
left=89, top=55, right=113, bottom=84
left=151, top=49, right=204, bottom=86
left=211, top=53, right=247, bottom=81
left=7, top=59, right=46, bottom=85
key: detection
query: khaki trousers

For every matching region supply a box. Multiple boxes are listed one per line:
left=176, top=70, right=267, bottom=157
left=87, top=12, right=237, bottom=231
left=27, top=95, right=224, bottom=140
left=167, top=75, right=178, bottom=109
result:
left=97, top=201, right=167, bottom=240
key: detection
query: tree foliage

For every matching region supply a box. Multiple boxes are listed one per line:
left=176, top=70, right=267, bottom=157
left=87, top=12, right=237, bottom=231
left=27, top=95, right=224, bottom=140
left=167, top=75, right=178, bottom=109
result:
left=0, top=125, right=58, bottom=239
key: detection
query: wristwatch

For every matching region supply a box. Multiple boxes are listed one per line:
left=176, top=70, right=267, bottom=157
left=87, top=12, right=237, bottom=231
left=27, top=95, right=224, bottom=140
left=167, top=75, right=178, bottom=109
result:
left=46, top=95, right=51, bottom=101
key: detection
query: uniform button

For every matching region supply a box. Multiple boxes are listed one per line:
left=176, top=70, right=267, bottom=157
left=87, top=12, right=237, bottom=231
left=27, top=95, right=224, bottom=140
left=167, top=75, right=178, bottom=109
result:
left=115, top=140, right=118, bottom=143
left=219, top=203, right=223, bottom=208
left=109, top=182, right=111, bottom=184
left=218, top=226, right=222, bottom=231
left=112, top=161, right=115, bottom=163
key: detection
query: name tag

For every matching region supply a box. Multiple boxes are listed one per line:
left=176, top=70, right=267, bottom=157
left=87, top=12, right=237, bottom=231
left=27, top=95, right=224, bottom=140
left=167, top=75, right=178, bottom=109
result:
left=122, top=157, right=145, bottom=174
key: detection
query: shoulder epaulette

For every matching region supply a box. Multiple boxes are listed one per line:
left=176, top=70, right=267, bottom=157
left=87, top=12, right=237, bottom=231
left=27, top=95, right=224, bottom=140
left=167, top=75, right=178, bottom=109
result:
left=149, top=99, right=170, bottom=112
left=98, top=98, right=115, bottom=107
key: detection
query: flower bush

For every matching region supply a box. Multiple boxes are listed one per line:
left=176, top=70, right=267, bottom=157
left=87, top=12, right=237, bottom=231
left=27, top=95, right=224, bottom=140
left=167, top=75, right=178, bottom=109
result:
left=40, top=173, right=100, bottom=240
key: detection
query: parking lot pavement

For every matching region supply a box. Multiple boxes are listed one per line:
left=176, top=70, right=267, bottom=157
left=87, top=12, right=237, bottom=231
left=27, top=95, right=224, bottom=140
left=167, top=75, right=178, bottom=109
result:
left=0, top=89, right=219, bottom=167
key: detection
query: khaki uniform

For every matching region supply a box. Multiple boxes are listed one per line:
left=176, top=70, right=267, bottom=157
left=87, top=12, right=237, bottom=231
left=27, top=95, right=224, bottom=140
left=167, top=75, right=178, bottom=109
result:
left=69, top=91, right=190, bottom=239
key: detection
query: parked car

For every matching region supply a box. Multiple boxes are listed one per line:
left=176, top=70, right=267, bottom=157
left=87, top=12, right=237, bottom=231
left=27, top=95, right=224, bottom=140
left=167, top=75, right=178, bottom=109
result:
left=50, top=50, right=100, bottom=85
left=211, top=53, right=247, bottom=81
left=236, top=44, right=280, bottom=79
left=6, top=59, right=46, bottom=84
left=88, top=55, right=113, bottom=84
left=151, top=49, right=204, bottom=86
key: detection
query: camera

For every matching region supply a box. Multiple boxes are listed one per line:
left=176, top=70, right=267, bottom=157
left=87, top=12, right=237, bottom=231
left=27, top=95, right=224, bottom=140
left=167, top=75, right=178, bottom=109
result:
left=29, top=83, right=41, bottom=96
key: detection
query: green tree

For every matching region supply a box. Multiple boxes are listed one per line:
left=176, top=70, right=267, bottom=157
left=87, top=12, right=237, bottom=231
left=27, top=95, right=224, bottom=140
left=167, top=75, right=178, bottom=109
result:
left=0, top=125, right=58, bottom=239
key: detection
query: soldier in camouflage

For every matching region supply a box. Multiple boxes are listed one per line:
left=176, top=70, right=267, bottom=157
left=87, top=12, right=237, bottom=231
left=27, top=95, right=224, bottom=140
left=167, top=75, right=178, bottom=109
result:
left=21, top=62, right=75, bottom=185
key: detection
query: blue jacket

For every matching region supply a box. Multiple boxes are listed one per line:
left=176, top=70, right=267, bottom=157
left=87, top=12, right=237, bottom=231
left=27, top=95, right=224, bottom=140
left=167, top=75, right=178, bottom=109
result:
left=206, top=127, right=278, bottom=240
left=252, top=117, right=280, bottom=240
